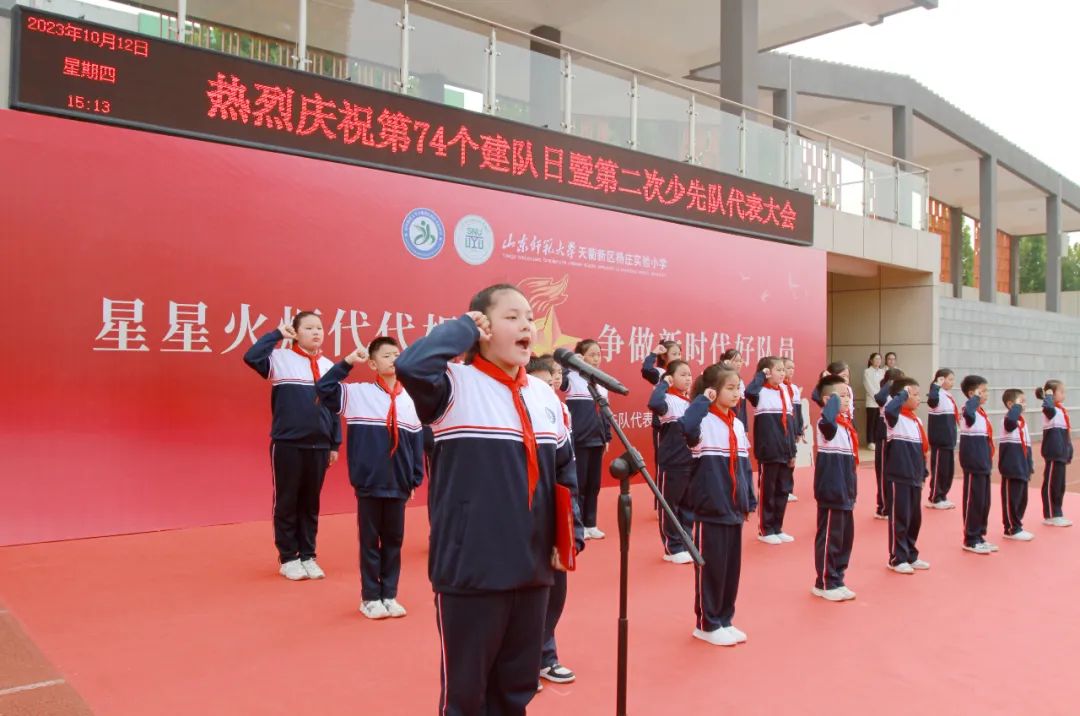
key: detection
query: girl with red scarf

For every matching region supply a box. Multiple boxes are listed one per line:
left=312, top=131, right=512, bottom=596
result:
left=395, top=284, right=582, bottom=716
left=244, top=312, right=340, bottom=581
left=680, top=364, right=755, bottom=647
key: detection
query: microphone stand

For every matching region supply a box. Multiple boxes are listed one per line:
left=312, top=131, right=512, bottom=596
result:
left=585, top=380, right=702, bottom=716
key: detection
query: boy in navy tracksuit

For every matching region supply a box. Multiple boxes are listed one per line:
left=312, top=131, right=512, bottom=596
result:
left=647, top=360, right=695, bottom=563
left=316, top=337, right=424, bottom=619
left=244, top=314, right=341, bottom=581
left=999, top=389, right=1035, bottom=541
left=395, top=284, right=583, bottom=716
left=528, top=356, right=583, bottom=686
left=681, top=364, right=755, bottom=647
left=872, top=368, right=904, bottom=519
left=959, top=375, right=996, bottom=555
left=745, top=356, right=796, bottom=544
left=812, top=376, right=858, bottom=601
left=926, top=369, right=959, bottom=510
left=883, top=377, right=931, bottom=574
left=1036, top=380, right=1073, bottom=527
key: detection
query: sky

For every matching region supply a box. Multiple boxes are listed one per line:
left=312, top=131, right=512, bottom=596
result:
left=780, top=0, right=1079, bottom=186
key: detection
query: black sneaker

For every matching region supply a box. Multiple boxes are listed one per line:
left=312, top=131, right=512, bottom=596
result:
left=540, top=664, right=576, bottom=684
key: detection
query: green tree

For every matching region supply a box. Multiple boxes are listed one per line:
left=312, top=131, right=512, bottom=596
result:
left=1064, top=241, right=1080, bottom=291
left=1019, top=235, right=1047, bottom=293
left=1016, top=235, right=1080, bottom=293
left=961, top=222, right=975, bottom=287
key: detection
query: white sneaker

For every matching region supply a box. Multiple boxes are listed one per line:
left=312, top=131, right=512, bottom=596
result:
left=1053, top=517, right=1073, bottom=527
left=962, top=543, right=993, bottom=555
left=1004, top=530, right=1035, bottom=541
left=910, top=559, right=931, bottom=570
left=300, top=559, right=325, bottom=579
left=777, top=532, right=795, bottom=543
left=839, top=586, right=857, bottom=600
left=725, top=625, right=747, bottom=643
left=359, top=600, right=390, bottom=620
left=812, top=586, right=848, bottom=602
left=982, top=542, right=999, bottom=552
left=382, top=598, right=407, bottom=618
left=888, top=562, right=915, bottom=574
left=873, top=512, right=889, bottom=520
left=787, top=493, right=799, bottom=502
left=939, top=500, right=956, bottom=510
left=692, top=627, right=737, bottom=647
left=869, top=443, right=876, bottom=452
left=663, top=551, right=693, bottom=564
left=757, top=534, right=783, bottom=545
left=279, top=559, right=308, bottom=581
left=587, top=527, right=606, bottom=540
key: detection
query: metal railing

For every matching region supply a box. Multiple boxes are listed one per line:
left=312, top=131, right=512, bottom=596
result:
left=21, top=0, right=930, bottom=230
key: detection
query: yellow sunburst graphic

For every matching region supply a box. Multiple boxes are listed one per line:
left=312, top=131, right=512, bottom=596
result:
left=517, top=274, right=580, bottom=355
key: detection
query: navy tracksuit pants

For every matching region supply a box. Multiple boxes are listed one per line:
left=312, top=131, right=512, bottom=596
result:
left=270, top=443, right=329, bottom=563
left=961, top=471, right=991, bottom=547
left=435, top=586, right=549, bottom=716
left=693, top=521, right=742, bottom=632
left=888, top=482, right=922, bottom=566
left=356, top=496, right=407, bottom=601
left=657, top=465, right=693, bottom=554
left=928, top=447, right=955, bottom=504
left=758, top=462, right=793, bottom=536
left=814, top=506, right=854, bottom=590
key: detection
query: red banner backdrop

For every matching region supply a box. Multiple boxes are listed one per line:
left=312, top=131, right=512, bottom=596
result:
left=0, top=110, right=825, bottom=545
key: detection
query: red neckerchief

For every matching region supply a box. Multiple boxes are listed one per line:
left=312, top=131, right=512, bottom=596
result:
left=472, top=355, right=539, bottom=509
left=1017, top=415, right=1028, bottom=454
left=977, top=407, right=995, bottom=459
left=377, top=375, right=402, bottom=456
left=291, top=344, right=321, bottom=382
left=946, top=389, right=960, bottom=425
left=762, top=382, right=789, bottom=432
left=1057, top=403, right=1072, bottom=431
left=709, top=404, right=740, bottom=497
left=667, top=386, right=690, bottom=401
left=901, top=407, right=929, bottom=454
left=783, top=378, right=796, bottom=403
left=836, top=412, right=860, bottom=466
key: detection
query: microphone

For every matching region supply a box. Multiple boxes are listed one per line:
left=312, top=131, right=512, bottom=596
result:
left=553, top=348, right=630, bottom=396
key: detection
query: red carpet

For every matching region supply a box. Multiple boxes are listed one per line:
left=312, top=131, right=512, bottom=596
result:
left=1, top=465, right=1078, bottom=715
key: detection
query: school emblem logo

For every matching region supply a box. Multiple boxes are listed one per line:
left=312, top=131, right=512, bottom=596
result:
left=453, top=214, right=494, bottom=266
left=402, top=208, right=445, bottom=260
left=545, top=407, right=558, bottom=425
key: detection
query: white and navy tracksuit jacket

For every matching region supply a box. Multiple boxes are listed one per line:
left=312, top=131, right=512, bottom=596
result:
left=786, top=381, right=804, bottom=446
left=927, top=384, right=959, bottom=449
left=883, top=393, right=928, bottom=486
left=745, top=371, right=796, bottom=464
left=243, top=329, right=341, bottom=449
left=315, top=362, right=424, bottom=498
left=648, top=381, right=694, bottom=471
left=815, top=396, right=858, bottom=511
left=680, top=397, right=756, bottom=523
left=959, top=397, right=993, bottom=475
left=1041, top=395, right=1073, bottom=465
left=999, top=404, right=1034, bottom=481
left=395, top=316, right=584, bottom=594
left=561, top=369, right=611, bottom=448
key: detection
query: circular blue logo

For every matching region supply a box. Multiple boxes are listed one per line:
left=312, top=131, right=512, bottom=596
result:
left=402, top=208, right=445, bottom=260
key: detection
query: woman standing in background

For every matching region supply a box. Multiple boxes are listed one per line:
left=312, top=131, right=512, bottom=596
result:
left=863, top=353, right=885, bottom=449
